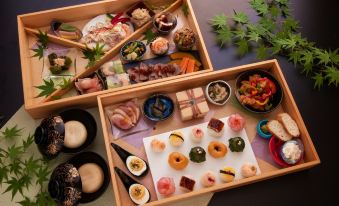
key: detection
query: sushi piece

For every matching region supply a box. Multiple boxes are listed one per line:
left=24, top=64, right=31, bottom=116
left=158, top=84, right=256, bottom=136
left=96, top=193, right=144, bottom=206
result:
left=207, top=118, right=225, bottom=137
left=179, top=176, right=196, bottom=192
left=200, top=171, right=216, bottom=187
left=227, top=113, right=246, bottom=132
left=189, top=146, right=206, bottom=163
left=114, top=167, right=150, bottom=205
left=156, top=177, right=176, bottom=196
left=150, top=139, right=166, bottom=153
left=169, top=131, right=184, bottom=147
left=228, top=137, right=245, bottom=152
left=241, top=163, right=257, bottom=178
left=75, top=73, right=104, bottom=95
left=111, top=143, right=148, bottom=177
left=219, top=167, right=235, bottom=183
left=190, top=127, right=204, bottom=143
left=150, top=37, right=169, bottom=56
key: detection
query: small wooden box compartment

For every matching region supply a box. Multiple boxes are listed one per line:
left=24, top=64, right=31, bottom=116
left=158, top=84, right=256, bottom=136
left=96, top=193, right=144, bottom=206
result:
left=17, top=0, right=212, bottom=118
left=97, top=59, right=320, bottom=206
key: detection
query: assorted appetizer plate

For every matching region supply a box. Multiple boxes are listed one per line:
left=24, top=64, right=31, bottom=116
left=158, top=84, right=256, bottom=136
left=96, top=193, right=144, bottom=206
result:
left=18, top=0, right=212, bottom=118
left=143, top=116, right=261, bottom=199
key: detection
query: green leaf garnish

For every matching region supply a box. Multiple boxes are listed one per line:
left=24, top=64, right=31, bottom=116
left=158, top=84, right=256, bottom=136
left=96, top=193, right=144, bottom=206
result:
left=312, top=73, right=324, bottom=90
left=82, top=43, right=105, bottom=68
left=34, top=79, right=57, bottom=98
left=182, top=3, right=189, bottom=16
left=232, top=11, right=249, bottom=24
left=35, top=165, right=50, bottom=186
left=209, top=14, right=227, bottom=29
left=215, top=26, right=232, bottom=47
left=143, top=28, right=158, bottom=45
left=1, top=125, right=23, bottom=139
left=4, top=176, right=25, bottom=200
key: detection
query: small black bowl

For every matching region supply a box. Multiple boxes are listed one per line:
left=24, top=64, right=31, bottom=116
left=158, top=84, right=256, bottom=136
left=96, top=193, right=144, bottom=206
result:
left=235, top=69, right=283, bottom=114
left=59, top=109, right=97, bottom=153
left=143, top=94, right=174, bottom=121
left=67, top=152, right=110, bottom=203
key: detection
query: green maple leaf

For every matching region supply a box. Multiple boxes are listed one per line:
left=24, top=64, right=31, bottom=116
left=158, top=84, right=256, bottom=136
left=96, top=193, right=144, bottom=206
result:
left=24, top=156, right=40, bottom=176
left=256, top=45, right=269, bottom=59
left=0, top=166, right=9, bottom=185
left=282, top=17, right=299, bottom=31
left=300, top=51, right=314, bottom=65
left=315, top=49, right=331, bottom=65
left=259, top=18, right=276, bottom=31
left=329, top=49, right=339, bottom=64
left=4, top=176, right=24, bottom=200
left=35, top=79, right=57, bottom=98
left=325, top=66, right=339, bottom=87
left=22, top=134, right=34, bottom=150
left=215, top=26, right=232, bottom=47
left=312, top=73, right=324, bottom=90
left=82, top=43, right=105, bottom=68
left=35, top=191, right=56, bottom=206
left=58, top=78, right=72, bottom=90
left=269, top=5, right=280, bottom=19
left=236, top=39, right=249, bottom=56
left=247, top=31, right=261, bottom=42
left=36, top=30, right=49, bottom=49
left=250, top=0, right=269, bottom=16
left=31, top=45, right=44, bottom=60
left=181, top=3, right=189, bottom=16
left=288, top=50, right=302, bottom=65
left=20, top=175, right=32, bottom=189
left=233, top=10, right=249, bottom=24
left=275, top=37, right=297, bottom=50
left=18, top=196, right=35, bottom=206
left=6, top=144, right=24, bottom=160
left=9, top=159, right=22, bottom=176
left=281, top=6, right=290, bottom=17
left=301, top=62, right=313, bottom=76
left=35, top=165, right=51, bottom=186
left=143, top=28, right=158, bottom=45
left=1, top=125, right=23, bottom=139
left=209, top=14, right=227, bottom=29
left=232, top=29, right=247, bottom=39
left=271, top=43, right=282, bottom=55
left=275, top=0, right=289, bottom=6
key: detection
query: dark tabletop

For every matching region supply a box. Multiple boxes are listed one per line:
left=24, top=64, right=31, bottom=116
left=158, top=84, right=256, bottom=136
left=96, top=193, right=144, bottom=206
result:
left=0, top=0, right=338, bottom=205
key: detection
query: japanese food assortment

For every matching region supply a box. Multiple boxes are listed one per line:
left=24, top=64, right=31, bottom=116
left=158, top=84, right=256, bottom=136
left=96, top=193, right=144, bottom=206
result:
left=105, top=68, right=306, bottom=205
left=31, top=0, right=204, bottom=100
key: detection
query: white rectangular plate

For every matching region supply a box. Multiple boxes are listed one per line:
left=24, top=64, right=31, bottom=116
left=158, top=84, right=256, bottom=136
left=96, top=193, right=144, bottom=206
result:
left=143, top=116, right=261, bottom=199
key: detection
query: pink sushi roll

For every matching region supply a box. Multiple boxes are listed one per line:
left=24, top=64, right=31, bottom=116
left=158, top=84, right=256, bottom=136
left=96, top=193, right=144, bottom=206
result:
left=157, top=177, right=176, bottom=196
left=228, top=113, right=246, bottom=132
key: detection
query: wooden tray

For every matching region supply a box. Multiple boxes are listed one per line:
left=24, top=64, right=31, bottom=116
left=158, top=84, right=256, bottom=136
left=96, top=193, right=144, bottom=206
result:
left=17, top=0, right=212, bottom=118
left=97, top=59, right=320, bottom=206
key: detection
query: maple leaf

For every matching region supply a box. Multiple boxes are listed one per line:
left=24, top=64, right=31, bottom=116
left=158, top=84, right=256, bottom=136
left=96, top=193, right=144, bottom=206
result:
left=9, top=159, right=22, bottom=176
left=6, top=144, right=24, bottom=160
left=282, top=17, right=299, bottom=31
left=232, top=29, right=247, bottom=39
left=236, top=39, right=249, bottom=56
left=0, top=166, right=9, bottom=185
left=1, top=125, right=23, bottom=139
left=31, top=45, right=44, bottom=60
left=269, top=5, right=280, bottom=19
left=4, top=176, right=24, bottom=200
left=35, top=191, right=56, bottom=206
left=181, top=3, right=189, bottom=16
left=256, top=45, right=269, bottom=59
left=215, top=26, right=232, bottom=47
left=58, top=78, right=72, bottom=90
left=233, top=10, right=249, bottom=24
left=35, top=165, right=51, bottom=186
left=24, top=156, right=40, bottom=176
left=325, top=66, right=339, bottom=87
left=36, top=30, right=49, bottom=49
left=301, top=62, right=313, bottom=76
left=20, top=175, right=32, bottom=189
left=312, top=73, right=324, bottom=90
left=329, top=49, right=339, bottom=64
left=34, top=79, right=57, bottom=98
left=259, top=18, right=276, bottom=32
left=275, top=0, right=289, bottom=7
left=247, top=31, right=261, bottom=42
left=143, top=28, right=158, bottom=45
left=288, top=50, right=302, bottom=65
left=275, top=37, right=297, bottom=50
left=209, top=14, right=227, bottom=29
left=22, top=134, right=34, bottom=150
left=82, top=43, right=105, bottom=68
left=250, top=0, right=269, bottom=16
left=17, top=196, right=35, bottom=206
left=315, top=49, right=331, bottom=65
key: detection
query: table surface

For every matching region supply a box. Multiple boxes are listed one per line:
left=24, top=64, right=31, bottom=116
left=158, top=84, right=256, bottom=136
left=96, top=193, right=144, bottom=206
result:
left=1, top=0, right=338, bottom=205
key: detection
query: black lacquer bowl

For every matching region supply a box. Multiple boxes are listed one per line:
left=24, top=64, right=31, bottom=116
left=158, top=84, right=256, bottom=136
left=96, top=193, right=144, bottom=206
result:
left=235, top=69, right=283, bottom=114
left=143, top=94, right=174, bottom=121
left=59, top=109, right=97, bottom=153
left=67, top=152, right=110, bottom=203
